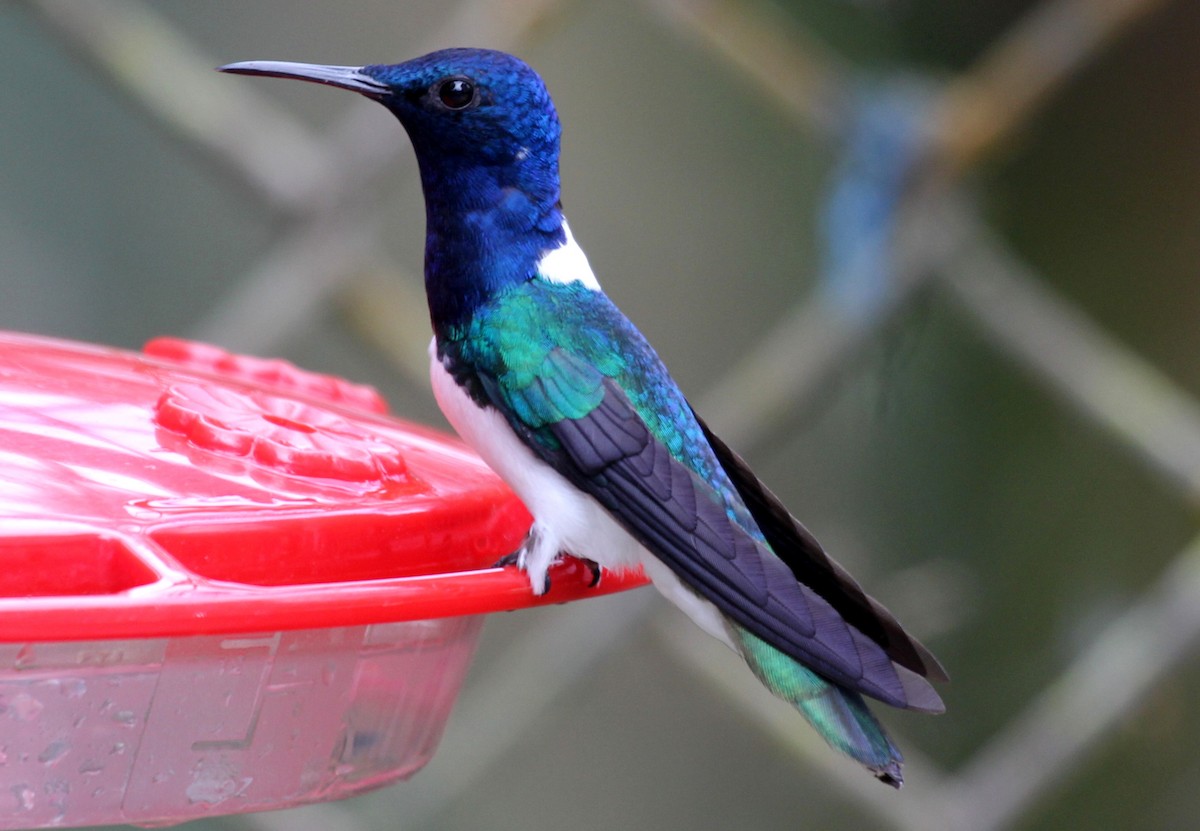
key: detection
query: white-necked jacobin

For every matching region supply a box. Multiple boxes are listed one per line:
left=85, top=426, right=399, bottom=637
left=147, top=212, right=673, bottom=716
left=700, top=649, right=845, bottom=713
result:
left=219, top=48, right=946, bottom=787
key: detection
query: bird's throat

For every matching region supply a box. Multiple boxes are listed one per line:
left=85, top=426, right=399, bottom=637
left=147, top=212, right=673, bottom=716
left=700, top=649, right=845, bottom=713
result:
left=418, top=159, right=565, bottom=340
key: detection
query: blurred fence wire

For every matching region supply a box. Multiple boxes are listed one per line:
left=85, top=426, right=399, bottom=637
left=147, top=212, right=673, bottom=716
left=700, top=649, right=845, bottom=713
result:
left=19, top=0, right=1187, bottom=829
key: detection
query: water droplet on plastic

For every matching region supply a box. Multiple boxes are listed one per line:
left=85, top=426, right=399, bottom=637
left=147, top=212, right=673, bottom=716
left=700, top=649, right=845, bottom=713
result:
left=185, top=759, right=251, bottom=805
left=11, top=784, right=34, bottom=811
left=79, top=759, right=104, bottom=776
left=14, top=645, right=35, bottom=668
left=113, top=710, right=137, bottom=726
left=38, top=741, right=68, bottom=765
left=8, top=693, right=42, bottom=722
left=60, top=678, right=86, bottom=699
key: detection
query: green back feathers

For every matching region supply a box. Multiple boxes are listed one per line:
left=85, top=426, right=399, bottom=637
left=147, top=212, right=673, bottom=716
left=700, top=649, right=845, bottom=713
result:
left=452, top=280, right=732, bottom=495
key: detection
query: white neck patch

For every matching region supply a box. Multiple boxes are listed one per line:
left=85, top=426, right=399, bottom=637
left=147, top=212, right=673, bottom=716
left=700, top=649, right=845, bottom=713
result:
left=536, top=220, right=601, bottom=290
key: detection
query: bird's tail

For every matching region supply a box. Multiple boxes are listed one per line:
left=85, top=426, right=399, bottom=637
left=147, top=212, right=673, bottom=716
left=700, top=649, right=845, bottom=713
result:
left=733, top=627, right=904, bottom=787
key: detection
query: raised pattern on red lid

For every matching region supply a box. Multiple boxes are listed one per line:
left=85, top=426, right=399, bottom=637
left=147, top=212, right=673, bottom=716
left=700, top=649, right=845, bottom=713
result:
left=154, top=382, right=409, bottom=485
left=144, top=336, right=389, bottom=414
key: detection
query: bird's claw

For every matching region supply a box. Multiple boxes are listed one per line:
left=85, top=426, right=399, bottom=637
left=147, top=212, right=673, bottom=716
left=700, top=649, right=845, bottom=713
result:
left=492, top=551, right=521, bottom=569
left=492, top=548, right=602, bottom=593
left=493, top=546, right=552, bottom=593
left=582, top=558, right=602, bottom=588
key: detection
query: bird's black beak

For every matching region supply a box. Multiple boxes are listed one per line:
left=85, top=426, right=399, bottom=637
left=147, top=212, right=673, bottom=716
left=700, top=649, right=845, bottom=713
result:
left=217, top=61, right=391, bottom=99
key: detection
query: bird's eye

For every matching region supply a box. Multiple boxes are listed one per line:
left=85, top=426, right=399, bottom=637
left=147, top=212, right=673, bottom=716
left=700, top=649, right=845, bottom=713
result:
left=436, top=77, right=476, bottom=110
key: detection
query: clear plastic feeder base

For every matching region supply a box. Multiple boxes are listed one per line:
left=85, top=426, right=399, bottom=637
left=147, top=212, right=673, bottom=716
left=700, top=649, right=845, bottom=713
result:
left=1, top=617, right=483, bottom=828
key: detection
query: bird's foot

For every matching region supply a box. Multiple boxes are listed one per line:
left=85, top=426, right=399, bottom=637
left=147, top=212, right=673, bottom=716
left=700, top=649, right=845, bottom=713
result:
left=493, top=524, right=555, bottom=595
left=494, top=549, right=551, bottom=594
left=492, top=525, right=602, bottom=594
left=581, top=558, right=602, bottom=588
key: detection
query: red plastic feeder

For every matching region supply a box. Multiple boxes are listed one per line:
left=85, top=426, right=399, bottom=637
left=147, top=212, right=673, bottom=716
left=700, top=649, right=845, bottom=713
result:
left=0, top=333, right=645, bottom=828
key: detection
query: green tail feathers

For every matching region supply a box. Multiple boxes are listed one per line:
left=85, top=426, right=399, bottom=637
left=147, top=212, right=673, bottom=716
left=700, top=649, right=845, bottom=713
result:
left=734, top=628, right=904, bottom=788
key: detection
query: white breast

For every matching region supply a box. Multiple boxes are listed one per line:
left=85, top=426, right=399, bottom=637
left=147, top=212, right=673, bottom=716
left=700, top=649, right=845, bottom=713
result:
left=427, top=338, right=738, bottom=652
left=428, top=338, right=641, bottom=572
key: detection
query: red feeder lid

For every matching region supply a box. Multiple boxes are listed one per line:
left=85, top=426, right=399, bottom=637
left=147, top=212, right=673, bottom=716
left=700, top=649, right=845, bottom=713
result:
left=0, top=333, right=645, bottom=642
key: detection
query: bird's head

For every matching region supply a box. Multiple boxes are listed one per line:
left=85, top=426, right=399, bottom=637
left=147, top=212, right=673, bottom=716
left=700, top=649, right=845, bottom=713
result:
left=221, top=48, right=571, bottom=333
left=219, top=48, right=561, bottom=183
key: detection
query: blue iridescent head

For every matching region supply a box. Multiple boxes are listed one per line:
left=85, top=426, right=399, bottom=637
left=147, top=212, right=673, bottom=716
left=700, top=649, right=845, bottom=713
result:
left=220, top=49, right=568, bottom=335
left=368, top=49, right=560, bottom=170
left=221, top=49, right=561, bottom=205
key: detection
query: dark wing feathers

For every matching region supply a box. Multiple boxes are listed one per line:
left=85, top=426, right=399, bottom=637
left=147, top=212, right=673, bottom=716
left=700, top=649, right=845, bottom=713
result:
left=478, top=360, right=942, bottom=710
left=543, top=380, right=941, bottom=710
left=693, top=412, right=949, bottom=685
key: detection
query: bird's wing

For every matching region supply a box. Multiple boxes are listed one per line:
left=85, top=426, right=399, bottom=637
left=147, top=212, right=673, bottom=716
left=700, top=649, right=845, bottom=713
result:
left=456, top=323, right=941, bottom=711
left=692, top=412, right=948, bottom=685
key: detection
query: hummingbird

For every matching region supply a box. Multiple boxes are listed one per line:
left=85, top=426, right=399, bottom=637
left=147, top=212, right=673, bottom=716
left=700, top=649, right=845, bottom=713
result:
left=219, top=48, right=946, bottom=787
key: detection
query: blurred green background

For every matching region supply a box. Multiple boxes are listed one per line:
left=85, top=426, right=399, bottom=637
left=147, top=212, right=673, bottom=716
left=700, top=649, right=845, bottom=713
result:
left=2, top=0, right=1200, bottom=829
